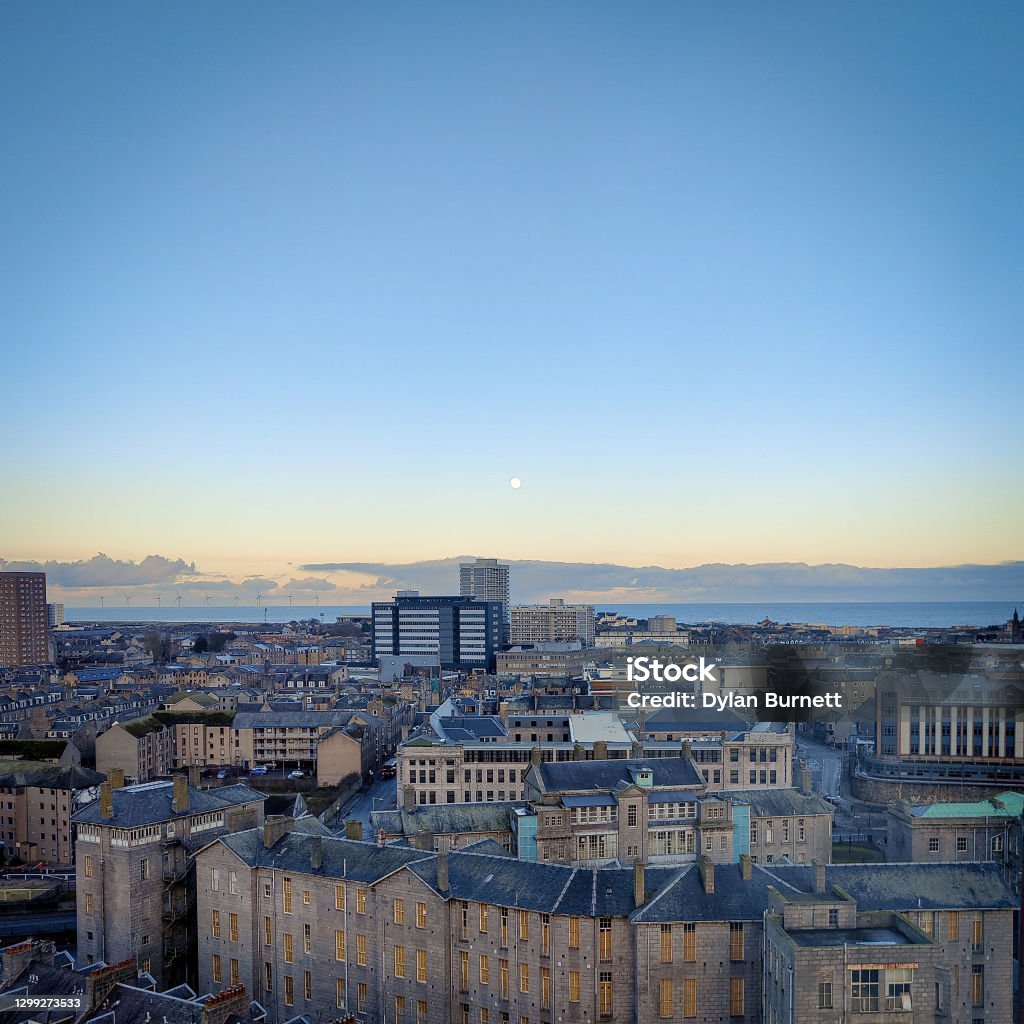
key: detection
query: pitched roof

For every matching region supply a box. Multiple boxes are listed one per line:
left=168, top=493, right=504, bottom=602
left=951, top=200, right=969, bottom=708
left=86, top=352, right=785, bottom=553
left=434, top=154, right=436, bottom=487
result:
left=726, top=789, right=834, bottom=817
left=371, top=802, right=517, bottom=836
left=534, top=756, right=702, bottom=794
left=73, top=781, right=265, bottom=827
left=0, top=761, right=103, bottom=791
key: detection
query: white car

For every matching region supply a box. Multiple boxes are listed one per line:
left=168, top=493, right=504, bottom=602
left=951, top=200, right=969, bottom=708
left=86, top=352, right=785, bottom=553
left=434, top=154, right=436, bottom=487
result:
left=288, top=770, right=305, bottom=779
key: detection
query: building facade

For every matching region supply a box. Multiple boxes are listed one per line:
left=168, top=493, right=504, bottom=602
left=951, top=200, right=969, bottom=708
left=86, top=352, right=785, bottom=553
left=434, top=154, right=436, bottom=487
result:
left=372, top=592, right=504, bottom=672
left=0, top=571, right=49, bottom=668
left=459, top=558, right=510, bottom=640
left=510, top=600, right=595, bottom=646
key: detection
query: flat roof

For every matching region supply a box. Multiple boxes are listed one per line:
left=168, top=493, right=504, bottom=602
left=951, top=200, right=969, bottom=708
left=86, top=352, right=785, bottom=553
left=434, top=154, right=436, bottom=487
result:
left=790, top=927, right=921, bottom=948
left=567, top=712, right=633, bottom=745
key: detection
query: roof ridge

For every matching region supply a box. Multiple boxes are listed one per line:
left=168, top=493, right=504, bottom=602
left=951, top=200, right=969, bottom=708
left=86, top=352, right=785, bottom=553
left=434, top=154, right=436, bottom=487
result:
left=551, top=867, right=579, bottom=913
left=633, top=864, right=693, bottom=918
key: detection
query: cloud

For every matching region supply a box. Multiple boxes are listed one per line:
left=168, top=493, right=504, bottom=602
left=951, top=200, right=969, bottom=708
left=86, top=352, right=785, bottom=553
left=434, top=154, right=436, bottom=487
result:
left=279, top=577, right=337, bottom=593
left=0, top=553, right=196, bottom=588
left=298, top=557, right=1024, bottom=603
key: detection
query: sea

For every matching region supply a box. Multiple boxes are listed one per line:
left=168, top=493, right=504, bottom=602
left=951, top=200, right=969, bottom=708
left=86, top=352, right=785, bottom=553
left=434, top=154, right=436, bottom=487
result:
left=63, top=601, right=1021, bottom=629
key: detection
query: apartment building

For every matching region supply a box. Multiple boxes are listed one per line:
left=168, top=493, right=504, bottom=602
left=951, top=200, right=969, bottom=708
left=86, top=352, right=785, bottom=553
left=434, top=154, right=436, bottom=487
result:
left=0, top=571, right=49, bottom=668
left=510, top=600, right=595, bottom=646
left=496, top=644, right=590, bottom=678
left=459, top=558, right=510, bottom=640
left=0, top=760, right=103, bottom=865
left=194, top=821, right=1014, bottom=1024
left=73, top=775, right=267, bottom=988
left=96, top=718, right=173, bottom=783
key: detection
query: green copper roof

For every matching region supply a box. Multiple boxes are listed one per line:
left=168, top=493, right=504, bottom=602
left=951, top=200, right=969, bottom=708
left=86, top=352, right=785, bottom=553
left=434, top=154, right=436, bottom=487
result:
left=914, top=791, right=1024, bottom=819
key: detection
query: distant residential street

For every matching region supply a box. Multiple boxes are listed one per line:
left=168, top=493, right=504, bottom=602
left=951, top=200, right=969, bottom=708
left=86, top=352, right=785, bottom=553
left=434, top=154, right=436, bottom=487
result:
left=331, top=775, right=397, bottom=838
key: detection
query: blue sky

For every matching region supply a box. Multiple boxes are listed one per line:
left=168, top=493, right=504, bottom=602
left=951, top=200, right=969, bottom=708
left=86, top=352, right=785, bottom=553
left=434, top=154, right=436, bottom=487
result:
left=2, top=2, right=1021, bottom=597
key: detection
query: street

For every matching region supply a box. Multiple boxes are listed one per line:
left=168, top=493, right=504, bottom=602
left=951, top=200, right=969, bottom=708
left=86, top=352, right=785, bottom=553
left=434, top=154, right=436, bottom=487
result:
left=331, top=774, right=397, bottom=839
left=795, top=734, right=845, bottom=799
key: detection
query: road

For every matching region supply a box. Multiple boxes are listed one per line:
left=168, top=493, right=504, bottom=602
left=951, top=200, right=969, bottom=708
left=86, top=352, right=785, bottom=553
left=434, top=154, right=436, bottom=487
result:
left=795, top=735, right=844, bottom=799
left=332, top=775, right=397, bottom=839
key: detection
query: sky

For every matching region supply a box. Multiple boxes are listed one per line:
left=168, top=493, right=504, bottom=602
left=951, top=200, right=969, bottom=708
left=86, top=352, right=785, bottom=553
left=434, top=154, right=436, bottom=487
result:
left=2, top=2, right=1022, bottom=603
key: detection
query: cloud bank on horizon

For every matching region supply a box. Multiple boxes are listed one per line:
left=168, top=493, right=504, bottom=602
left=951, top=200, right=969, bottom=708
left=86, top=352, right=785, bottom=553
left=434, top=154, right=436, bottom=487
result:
left=7, top=553, right=1022, bottom=605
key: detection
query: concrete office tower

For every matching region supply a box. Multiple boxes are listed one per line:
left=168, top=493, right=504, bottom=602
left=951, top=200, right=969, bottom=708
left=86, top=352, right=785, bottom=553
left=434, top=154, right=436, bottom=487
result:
left=47, top=602, right=65, bottom=627
left=511, top=598, right=596, bottom=645
left=372, top=591, right=503, bottom=672
left=459, top=557, right=510, bottom=642
left=0, top=571, right=49, bottom=667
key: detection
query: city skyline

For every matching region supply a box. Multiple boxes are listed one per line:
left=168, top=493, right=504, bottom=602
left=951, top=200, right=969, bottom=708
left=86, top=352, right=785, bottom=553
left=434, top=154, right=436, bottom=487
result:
left=2, top=2, right=1022, bottom=578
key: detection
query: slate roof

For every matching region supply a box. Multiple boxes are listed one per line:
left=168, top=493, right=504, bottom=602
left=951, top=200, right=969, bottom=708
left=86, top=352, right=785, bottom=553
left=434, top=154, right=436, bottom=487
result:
left=909, top=791, right=1024, bottom=819
left=0, top=761, right=103, bottom=791
left=767, top=862, right=1016, bottom=912
left=74, top=781, right=265, bottom=827
left=533, top=756, right=702, bottom=794
left=438, top=716, right=506, bottom=741
left=371, top=802, right=517, bottom=836
left=726, top=789, right=834, bottom=817
left=631, top=863, right=783, bottom=923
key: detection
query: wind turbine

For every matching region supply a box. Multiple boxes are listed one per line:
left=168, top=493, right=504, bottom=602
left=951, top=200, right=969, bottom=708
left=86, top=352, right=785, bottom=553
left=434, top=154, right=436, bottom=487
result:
left=288, top=594, right=293, bottom=607
left=123, top=593, right=131, bottom=608
left=256, top=592, right=263, bottom=608
left=233, top=594, right=239, bottom=607
left=99, top=596, right=105, bottom=609
left=205, top=593, right=211, bottom=607
left=175, top=591, right=182, bottom=609
left=155, top=594, right=162, bottom=608
left=314, top=594, right=319, bottom=608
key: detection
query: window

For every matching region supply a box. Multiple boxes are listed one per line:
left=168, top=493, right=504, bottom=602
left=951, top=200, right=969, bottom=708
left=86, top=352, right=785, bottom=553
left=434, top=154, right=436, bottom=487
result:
left=417, top=949, right=428, bottom=983
left=928, top=837, right=939, bottom=852
left=394, top=898, right=405, bottom=924
left=416, top=901, right=427, bottom=928
left=304, top=971, right=312, bottom=1001
left=264, top=962, right=273, bottom=992
left=519, top=962, right=529, bottom=993
left=653, top=976, right=671, bottom=1019
left=229, top=912, right=239, bottom=943
left=729, top=922, right=743, bottom=961
left=284, top=933, right=294, bottom=963
left=850, top=969, right=880, bottom=1012
left=599, top=972, right=612, bottom=1017
left=230, top=871, right=239, bottom=895
left=682, top=922, right=696, bottom=962
left=660, top=924, right=672, bottom=962
left=230, top=959, right=239, bottom=986
left=396, top=945, right=406, bottom=979
left=356, top=888, right=367, bottom=914
left=479, top=954, right=489, bottom=984
left=957, top=836, right=969, bottom=852
left=886, top=968, right=912, bottom=1011
left=283, top=878, right=293, bottom=914
left=971, top=965, right=983, bottom=1006
left=84, top=855, right=94, bottom=877
left=628, top=805, right=638, bottom=828
left=541, top=966, right=551, bottom=1009
left=335, top=929, right=346, bottom=961
left=729, top=977, right=744, bottom=1016
left=212, top=867, right=222, bottom=891
left=569, top=915, right=580, bottom=948
left=972, top=913, right=984, bottom=951
left=304, top=922, right=311, bottom=954
left=460, top=950, right=470, bottom=989
left=212, top=910, right=221, bottom=937
left=501, top=907, right=509, bottom=947
left=336, top=979, right=346, bottom=1009
left=569, top=970, right=580, bottom=1002
left=818, top=981, right=832, bottom=1009
left=335, top=884, right=346, bottom=910
left=949, top=911, right=959, bottom=942
left=357, top=983, right=368, bottom=1013
left=357, top=934, right=367, bottom=966
left=264, top=916, right=272, bottom=946
left=519, top=909, right=529, bottom=941
left=416, top=1001, right=427, bottom=1024
left=212, top=954, right=222, bottom=983
left=683, top=978, right=696, bottom=1017
left=599, top=917, right=612, bottom=961
left=500, top=959, right=510, bottom=999
left=541, top=914, right=550, bottom=956
left=140, top=858, right=150, bottom=880
left=828, top=907, right=839, bottom=928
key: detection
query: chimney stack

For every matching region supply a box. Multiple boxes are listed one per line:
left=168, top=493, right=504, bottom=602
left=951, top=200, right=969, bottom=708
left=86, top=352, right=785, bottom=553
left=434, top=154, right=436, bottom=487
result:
left=310, top=836, right=323, bottom=870
left=108, top=768, right=125, bottom=790
left=99, top=782, right=114, bottom=820
left=530, top=746, right=542, bottom=767
left=633, top=861, right=646, bottom=907
left=814, top=859, right=826, bottom=894
left=681, top=740, right=692, bottom=760
left=436, top=850, right=449, bottom=893
left=740, top=853, right=753, bottom=881
left=188, top=764, right=201, bottom=790
left=698, top=855, right=715, bottom=894
left=593, top=740, right=608, bottom=761
left=172, top=775, right=189, bottom=814
left=263, top=815, right=296, bottom=849
left=798, top=764, right=813, bottom=795
left=345, top=820, right=364, bottom=842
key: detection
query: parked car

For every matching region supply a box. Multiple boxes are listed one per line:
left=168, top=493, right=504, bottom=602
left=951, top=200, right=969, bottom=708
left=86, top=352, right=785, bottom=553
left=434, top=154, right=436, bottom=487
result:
left=288, top=769, right=305, bottom=779
left=216, top=769, right=229, bottom=779
left=249, top=765, right=268, bottom=776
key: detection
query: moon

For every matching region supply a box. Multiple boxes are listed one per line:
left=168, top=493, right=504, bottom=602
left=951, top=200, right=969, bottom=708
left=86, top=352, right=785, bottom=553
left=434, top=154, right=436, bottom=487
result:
left=509, top=477, right=523, bottom=489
